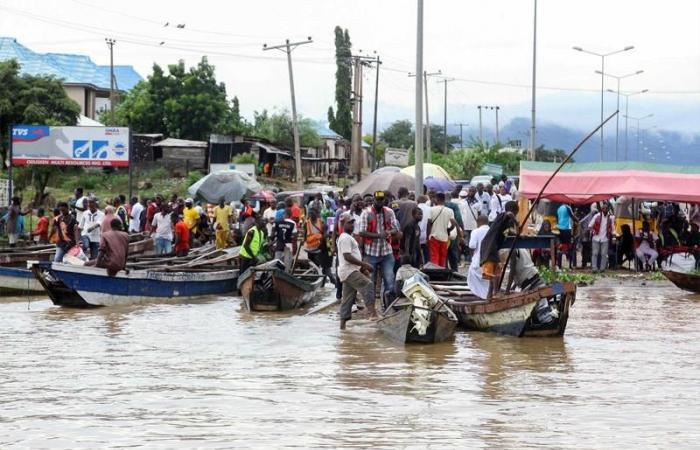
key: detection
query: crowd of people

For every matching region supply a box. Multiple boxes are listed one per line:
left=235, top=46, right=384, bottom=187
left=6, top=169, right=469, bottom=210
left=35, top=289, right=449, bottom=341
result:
left=546, top=200, right=700, bottom=273
left=2, top=174, right=698, bottom=316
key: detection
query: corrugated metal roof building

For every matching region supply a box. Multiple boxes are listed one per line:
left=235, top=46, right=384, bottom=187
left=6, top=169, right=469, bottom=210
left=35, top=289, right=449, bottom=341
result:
left=0, top=36, right=142, bottom=119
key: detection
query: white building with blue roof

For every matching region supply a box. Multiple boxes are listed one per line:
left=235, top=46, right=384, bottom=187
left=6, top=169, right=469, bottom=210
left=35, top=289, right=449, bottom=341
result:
left=0, top=37, right=142, bottom=120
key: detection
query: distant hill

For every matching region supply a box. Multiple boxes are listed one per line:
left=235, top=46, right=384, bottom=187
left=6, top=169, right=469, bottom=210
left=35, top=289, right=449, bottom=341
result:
left=450, top=117, right=700, bottom=165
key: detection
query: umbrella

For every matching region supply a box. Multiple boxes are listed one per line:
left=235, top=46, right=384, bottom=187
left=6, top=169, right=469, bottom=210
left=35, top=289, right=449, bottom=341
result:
left=250, top=190, right=276, bottom=202
left=347, top=171, right=415, bottom=197
left=424, top=176, right=456, bottom=193
left=371, top=166, right=401, bottom=174
left=401, top=163, right=453, bottom=180
left=187, top=170, right=262, bottom=203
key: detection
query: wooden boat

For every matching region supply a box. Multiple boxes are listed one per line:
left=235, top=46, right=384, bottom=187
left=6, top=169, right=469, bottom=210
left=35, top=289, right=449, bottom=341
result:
left=31, top=245, right=238, bottom=307
left=662, top=270, right=700, bottom=293
left=436, top=281, right=577, bottom=337
left=377, top=296, right=458, bottom=344
left=0, top=234, right=154, bottom=295
left=238, top=259, right=325, bottom=311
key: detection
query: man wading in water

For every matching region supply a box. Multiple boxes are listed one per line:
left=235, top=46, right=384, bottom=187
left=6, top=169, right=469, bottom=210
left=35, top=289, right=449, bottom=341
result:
left=337, top=212, right=375, bottom=328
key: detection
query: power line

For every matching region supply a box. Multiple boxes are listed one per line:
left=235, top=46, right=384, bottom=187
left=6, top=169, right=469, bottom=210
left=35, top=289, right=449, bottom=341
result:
left=4, top=5, right=699, bottom=96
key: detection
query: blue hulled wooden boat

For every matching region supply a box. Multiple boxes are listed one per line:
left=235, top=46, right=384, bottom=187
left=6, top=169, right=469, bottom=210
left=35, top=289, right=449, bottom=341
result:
left=33, top=262, right=239, bottom=308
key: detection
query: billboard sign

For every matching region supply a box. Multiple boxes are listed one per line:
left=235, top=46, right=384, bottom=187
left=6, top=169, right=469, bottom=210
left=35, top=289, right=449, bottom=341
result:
left=11, top=125, right=130, bottom=167
left=384, top=147, right=409, bottom=167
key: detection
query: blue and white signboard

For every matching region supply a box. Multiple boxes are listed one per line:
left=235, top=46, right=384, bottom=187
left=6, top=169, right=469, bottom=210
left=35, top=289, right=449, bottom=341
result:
left=12, top=125, right=130, bottom=167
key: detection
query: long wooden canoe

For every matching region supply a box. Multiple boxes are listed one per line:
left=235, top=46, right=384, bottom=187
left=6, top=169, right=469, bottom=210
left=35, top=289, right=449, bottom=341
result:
left=662, top=270, right=700, bottom=293
left=439, top=282, right=577, bottom=337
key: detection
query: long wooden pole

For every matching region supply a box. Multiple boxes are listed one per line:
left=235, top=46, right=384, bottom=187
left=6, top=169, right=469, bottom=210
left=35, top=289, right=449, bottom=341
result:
left=496, top=110, right=619, bottom=293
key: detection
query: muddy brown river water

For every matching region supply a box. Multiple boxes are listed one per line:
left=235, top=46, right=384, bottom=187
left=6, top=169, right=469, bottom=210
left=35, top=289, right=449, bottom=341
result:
left=1, top=280, right=698, bottom=449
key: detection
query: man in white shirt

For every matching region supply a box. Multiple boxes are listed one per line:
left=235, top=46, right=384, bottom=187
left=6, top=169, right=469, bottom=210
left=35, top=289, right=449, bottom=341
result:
left=417, top=195, right=431, bottom=264
left=474, top=183, right=491, bottom=217
left=337, top=212, right=375, bottom=328
left=129, top=197, right=144, bottom=233
left=467, top=216, right=491, bottom=299
left=79, top=198, right=104, bottom=260
left=426, top=192, right=461, bottom=268
left=635, top=220, right=658, bottom=270
left=488, top=184, right=512, bottom=223
left=458, top=187, right=481, bottom=262
left=591, top=203, right=615, bottom=273
left=262, top=202, right=276, bottom=238
left=151, top=205, right=173, bottom=255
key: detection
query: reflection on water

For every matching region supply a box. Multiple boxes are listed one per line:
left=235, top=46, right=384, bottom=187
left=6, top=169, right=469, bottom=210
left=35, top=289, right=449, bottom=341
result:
left=1, top=282, right=699, bottom=449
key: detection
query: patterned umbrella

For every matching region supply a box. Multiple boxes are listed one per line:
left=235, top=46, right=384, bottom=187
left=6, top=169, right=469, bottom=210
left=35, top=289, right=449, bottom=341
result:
left=250, top=190, right=276, bottom=202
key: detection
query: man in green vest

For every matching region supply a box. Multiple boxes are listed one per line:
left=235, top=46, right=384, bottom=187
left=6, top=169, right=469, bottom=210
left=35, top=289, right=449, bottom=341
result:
left=240, top=214, right=266, bottom=274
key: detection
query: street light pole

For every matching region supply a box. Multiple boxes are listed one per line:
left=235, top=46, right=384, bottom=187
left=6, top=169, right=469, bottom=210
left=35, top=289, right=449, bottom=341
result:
left=529, top=0, right=538, bottom=161
left=597, top=69, right=643, bottom=161
left=573, top=45, right=634, bottom=161
left=263, top=37, right=313, bottom=189
left=611, top=88, right=648, bottom=160
left=624, top=113, right=653, bottom=160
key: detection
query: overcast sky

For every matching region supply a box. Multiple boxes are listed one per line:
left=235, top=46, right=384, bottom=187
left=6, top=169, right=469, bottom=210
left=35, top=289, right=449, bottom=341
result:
left=2, top=0, right=699, bottom=135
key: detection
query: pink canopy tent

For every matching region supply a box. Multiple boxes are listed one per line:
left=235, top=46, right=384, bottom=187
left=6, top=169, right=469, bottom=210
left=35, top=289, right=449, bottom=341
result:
left=520, top=161, right=700, bottom=204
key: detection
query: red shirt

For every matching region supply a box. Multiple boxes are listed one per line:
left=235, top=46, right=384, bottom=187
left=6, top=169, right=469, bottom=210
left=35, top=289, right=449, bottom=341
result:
left=291, top=204, right=301, bottom=222
left=35, top=216, right=50, bottom=242
left=174, top=221, right=190, bottom=252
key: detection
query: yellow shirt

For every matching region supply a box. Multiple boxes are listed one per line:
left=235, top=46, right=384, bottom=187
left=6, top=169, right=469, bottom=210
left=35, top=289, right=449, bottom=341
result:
left=213, top=205, right=232, bottom=231
left=183, top=206, right=199, bottom=233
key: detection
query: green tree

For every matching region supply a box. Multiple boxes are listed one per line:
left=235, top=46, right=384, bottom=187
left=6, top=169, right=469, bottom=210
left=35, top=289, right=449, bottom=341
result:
left=535, top=145, right=569, bottom=162
left=363, top=134, right=386, bottom=167
left=380, top=120, right=414, bottom=149
left=0, top=59, right=81, bottom=205
left=108, top=57, right=231, bottom=141
left=328, top=26, right=352, bottom=139
left=251, top=109, right=320, bottom=148
left=428, top=125, right=460, bottom=153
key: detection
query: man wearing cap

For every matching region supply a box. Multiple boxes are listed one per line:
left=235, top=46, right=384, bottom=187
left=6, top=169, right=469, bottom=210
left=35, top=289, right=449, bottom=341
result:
left=358, top=191, right=400, bottom=306
left=338, top=212, right=376, bottom=327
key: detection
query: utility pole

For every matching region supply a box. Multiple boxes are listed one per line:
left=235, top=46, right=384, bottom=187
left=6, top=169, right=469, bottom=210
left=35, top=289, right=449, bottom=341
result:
left=453, top=123, right=468, bottom=149
left=409, top=70, right=440, bottom=162
left=477, top=106, right=483, bottom=144
left=370, top=54, right=381, bottom=171
left=529, top=0, right=537, bottom=160
left=263, top=37, right=313, bottom=189
left=438, top=78, right=454, bottom=154
left=492, top=106, right=501, bottom=144
left=414, top=0, right=424, bottom=196
left=349, top=54, right=377, bottom=180
left=105, top=38, right=116, bottom=125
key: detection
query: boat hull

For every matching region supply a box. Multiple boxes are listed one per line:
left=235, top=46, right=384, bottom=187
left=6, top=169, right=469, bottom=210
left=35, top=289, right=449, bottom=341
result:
left=239, top=263, right=324, bottom=312
left=377, top=304, right=457, bottom=344
left=0, top=265, right=44, bottom=294
left=448, top=283, right=576, bottom=337
left=662, top=270, right=700, bottom=293
left=33, top=262, right=239, bottom=307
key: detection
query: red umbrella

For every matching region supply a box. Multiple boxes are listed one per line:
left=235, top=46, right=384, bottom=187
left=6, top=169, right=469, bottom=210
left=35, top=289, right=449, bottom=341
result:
left=250, top=190, right=276, bottom=202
